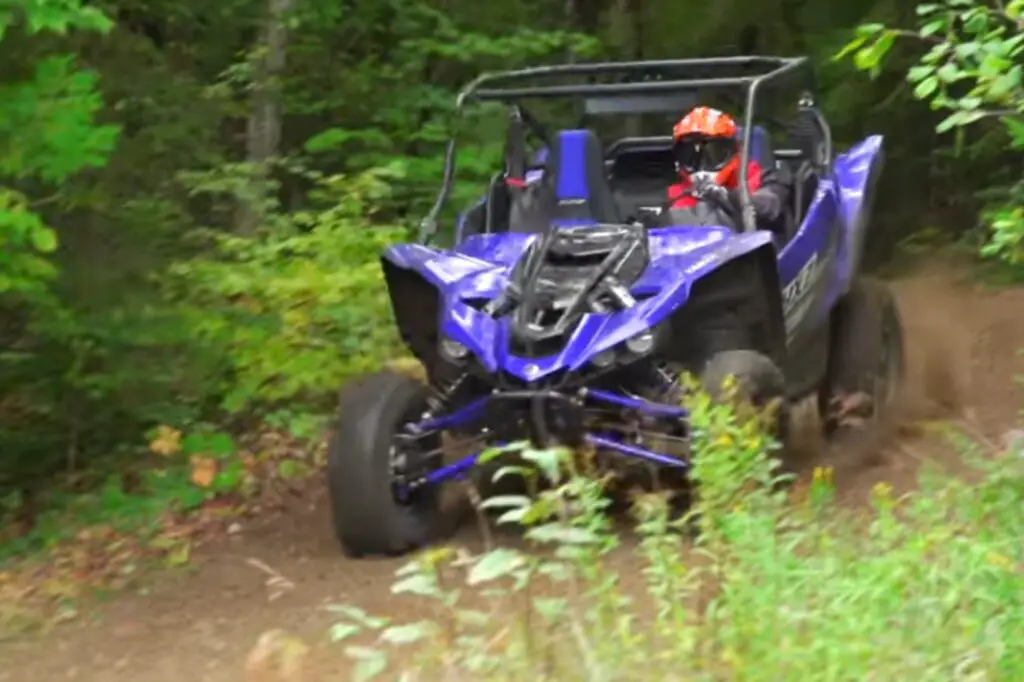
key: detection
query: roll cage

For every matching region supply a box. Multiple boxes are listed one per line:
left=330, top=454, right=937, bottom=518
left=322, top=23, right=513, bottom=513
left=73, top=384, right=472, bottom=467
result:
left=419, top=55, right=828, bottom=241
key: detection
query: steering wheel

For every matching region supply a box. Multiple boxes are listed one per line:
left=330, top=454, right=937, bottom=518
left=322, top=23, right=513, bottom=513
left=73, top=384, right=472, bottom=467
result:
left=643, top=182, right=741, bottom=227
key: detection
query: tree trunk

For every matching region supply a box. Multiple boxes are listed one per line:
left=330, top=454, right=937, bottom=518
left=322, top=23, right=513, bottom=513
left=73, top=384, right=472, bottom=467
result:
left=235, top=0, right=294, bottom=235
left=624, top=0, right=643, bottom=137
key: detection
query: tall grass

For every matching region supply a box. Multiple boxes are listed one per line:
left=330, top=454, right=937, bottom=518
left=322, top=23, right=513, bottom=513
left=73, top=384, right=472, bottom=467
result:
left=327, top=378, right=1024, bottom=681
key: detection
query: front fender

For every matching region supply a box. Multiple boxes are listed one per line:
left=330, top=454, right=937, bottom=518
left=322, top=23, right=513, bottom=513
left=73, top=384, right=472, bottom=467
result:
left=382, top=243, right=495, bottom=288
left=381, top=244, right=500, bottom=371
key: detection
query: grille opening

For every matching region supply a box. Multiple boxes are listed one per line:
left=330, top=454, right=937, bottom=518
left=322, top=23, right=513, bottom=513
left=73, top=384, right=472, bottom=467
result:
left=530, top=306, right=565, bottom=328
left=544, top=250, right=609, bottom=266
left=509, top=333, right=569, bottom=358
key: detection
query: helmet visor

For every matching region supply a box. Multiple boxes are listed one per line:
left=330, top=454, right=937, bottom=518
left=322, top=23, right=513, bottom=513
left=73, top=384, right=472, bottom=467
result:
left=674, top=136, right=738, bottom=173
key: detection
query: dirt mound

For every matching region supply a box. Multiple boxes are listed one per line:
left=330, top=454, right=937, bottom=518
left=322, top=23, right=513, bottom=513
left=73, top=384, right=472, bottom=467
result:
left=813, top=257, right=1024, bottom=501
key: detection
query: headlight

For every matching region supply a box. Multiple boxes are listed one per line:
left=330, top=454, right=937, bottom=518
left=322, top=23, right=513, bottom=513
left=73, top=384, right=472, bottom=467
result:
left=625, top=330, right=655, bottom=355
left=439, top=337, right=469, bottom=360
left=588, top=330, right=657, bottom=371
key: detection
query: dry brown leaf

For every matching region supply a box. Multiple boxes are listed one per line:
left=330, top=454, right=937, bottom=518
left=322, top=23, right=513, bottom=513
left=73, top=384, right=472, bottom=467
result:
left=246, top=629, right=309, bottom=681
left=190, top=456, right=217, bottom=488
left=149, top=425, right=182, bottom=457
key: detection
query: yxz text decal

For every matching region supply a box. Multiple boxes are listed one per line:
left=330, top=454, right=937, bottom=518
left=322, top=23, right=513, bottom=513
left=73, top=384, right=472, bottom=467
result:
left=782, top=251, right=826, bottom=336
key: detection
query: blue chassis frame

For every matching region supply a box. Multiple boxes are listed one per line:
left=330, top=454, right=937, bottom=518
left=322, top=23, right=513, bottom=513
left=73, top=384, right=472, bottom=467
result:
left=396, top=386, right=689, bottom=497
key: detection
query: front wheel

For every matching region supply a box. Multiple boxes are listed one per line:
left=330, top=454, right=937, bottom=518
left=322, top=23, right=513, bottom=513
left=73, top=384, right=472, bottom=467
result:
left=326, top=371, right=447, bottom=558
left=700, top=349, right=790, bottom=448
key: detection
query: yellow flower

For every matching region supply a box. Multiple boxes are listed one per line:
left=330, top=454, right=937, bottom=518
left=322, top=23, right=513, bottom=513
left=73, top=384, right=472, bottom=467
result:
left=812, top=466, right=835, bottom=486
left=987, top=552, right=1012, bottom=568
left=871, top=481, right=894, bottom=502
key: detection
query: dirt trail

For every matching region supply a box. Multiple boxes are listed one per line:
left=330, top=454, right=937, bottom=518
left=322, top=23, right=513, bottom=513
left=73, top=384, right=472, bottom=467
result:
left=3, top=257, right=1024, bottom=682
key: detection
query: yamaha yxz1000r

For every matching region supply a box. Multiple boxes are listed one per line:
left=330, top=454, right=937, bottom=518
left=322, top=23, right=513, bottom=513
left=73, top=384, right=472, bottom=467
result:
left=326, top=56, right=904, bottom=557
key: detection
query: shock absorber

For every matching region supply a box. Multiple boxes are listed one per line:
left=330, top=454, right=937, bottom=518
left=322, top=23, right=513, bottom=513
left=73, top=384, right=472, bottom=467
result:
left=649, top=361, right=682, bottom=402
left=426, top=371, right=469, bottom=414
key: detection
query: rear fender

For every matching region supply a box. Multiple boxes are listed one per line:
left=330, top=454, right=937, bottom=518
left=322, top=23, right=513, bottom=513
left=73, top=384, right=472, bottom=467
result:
left=832, top=135, right=885, bottom=292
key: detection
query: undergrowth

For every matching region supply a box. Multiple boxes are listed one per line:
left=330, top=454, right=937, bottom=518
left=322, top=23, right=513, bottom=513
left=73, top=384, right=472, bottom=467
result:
left=325, top=377, right=1024, bottom=681
left=0, top=424, right=321, bottom=637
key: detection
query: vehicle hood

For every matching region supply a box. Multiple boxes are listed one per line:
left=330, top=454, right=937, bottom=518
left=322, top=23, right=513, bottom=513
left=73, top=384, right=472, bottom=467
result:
left=383, top=225, right=773, bottom=381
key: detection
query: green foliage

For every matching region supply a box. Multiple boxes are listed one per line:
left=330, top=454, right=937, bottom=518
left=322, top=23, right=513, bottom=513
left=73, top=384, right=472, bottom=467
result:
left=0, top=0, right=112, bottom=39
left=168, top=163, right=408, bottom=419
left=0, top=0, right=1020, bottom=581
left=0, top=0, right=603, bottom=497
left=839, top=0, right=1024, bottom=265
left=324, top=383, right=1024, bottom=680
left=0, top=2, right=118, bottom=298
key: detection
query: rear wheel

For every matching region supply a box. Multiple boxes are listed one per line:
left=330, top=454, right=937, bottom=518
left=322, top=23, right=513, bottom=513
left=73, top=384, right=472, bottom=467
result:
left=327, top=371, right=447, bottom=557
left=819, top=277, right=905, bottom=438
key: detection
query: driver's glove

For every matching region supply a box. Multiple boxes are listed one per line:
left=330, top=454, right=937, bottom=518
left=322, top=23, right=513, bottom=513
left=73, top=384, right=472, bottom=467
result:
left=705, top=184, right=730, bottom=203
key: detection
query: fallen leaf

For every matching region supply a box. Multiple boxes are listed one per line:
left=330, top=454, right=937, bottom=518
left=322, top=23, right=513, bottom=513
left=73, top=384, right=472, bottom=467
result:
left=149, top=425, right=182, bottom=457
left=165, top=542, right=191, bottom=567
left=246, top=629, right=309, bottom=681
left=190, top=456, right=217, bottom=488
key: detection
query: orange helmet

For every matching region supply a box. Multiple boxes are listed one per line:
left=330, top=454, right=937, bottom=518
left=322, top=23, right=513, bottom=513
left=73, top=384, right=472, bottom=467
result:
left=672, top=106, right=741, bottom=186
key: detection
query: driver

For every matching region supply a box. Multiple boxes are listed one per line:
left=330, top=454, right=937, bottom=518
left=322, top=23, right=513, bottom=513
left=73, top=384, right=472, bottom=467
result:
left=667, top=106, right=790, bottom=228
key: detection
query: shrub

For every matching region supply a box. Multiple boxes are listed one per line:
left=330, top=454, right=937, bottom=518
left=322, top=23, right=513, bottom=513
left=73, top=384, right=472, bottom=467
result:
left=838, top=0, right=1024, bottom=266
left=167, top=164, right=409, bottom=434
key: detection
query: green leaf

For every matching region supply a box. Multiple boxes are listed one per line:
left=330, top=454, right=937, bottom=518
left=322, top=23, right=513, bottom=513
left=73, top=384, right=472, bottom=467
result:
left=477, top=441, right=527, bottom=464
left=526, top=523, right=601, bottom=545
left=324, top=605, right=389, bottom=630
left=916, top=3, right=942, bottom=14
left=855, top=23, right=886, bottom=37
left=990, top=66, right=1023, bottom=98
left=962, top=11, right=987, bottom=33
left=938, top=62, right=961, bottom=82
left=28, top=226, right=57, bottom=253
left=914, top=76, right=939, bottom=99
left=346, top=646, right=387, bottom=682
left=832, top=36, right=867, bottom=62
left=1000, top=116, right=1024, bottom=148
left=467, top=547, right=526, bottom=585
left=853, top=32, right=896, bottom=77
left=492, top=464, right=533, bottom=482
left=495, top=507, right=527, bottom=525
left=936, top=109, right=987, bottom=133
left=521, top=446, right=568, bottom=482
left=477, top=494, right=532, bottom=511
left=532, top=597, right=568, bottom=621
left=329, top=623, right=361, bottom=642
left=980, top=53, right=1012, bottom=78
left=920, top=19, right=946, bottom=37
left=908, top=65, right=935, bottom=83
left=391, top=573, right=438, bottom=596
left=955, top=41, right=981, bottom=59
left=378, top=621, right=435, bottom=645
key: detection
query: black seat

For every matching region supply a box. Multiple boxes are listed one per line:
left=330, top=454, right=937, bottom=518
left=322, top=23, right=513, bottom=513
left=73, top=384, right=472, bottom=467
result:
left=785, top=110, right=827, bottom=227
left=509, top=129, right=622, bottom=231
